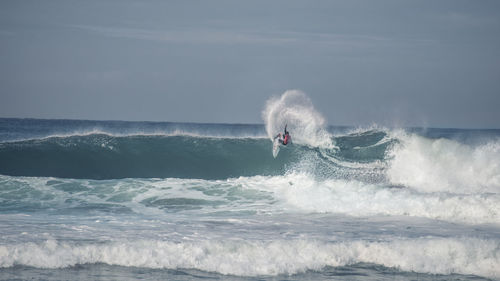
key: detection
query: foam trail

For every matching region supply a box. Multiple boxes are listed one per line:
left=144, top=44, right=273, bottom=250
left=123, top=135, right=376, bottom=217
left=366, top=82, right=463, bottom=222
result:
left=0, top=238, right=498, bottom=278
left=262, top=90, right=334, bottom=148
left=387, top=132, right=500, bottom=194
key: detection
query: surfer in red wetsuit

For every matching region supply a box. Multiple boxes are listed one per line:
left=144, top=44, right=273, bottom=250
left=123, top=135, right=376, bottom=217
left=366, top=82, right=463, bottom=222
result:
left=274, top=124, right=291, bottom=145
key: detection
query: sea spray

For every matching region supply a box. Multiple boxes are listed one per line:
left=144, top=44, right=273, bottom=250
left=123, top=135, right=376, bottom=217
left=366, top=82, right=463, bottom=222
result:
left=262, top=90, right=334, bottom=148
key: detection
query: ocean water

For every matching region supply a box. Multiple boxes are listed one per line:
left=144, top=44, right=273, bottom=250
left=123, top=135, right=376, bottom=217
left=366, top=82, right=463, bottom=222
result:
left=0, top=116, right=499, bottom=280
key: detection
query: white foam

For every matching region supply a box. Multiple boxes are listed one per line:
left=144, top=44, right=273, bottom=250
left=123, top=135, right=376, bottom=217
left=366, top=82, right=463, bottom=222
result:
left=231, top=173, right=500, bottom=225
left=3, top=173, right=499, bottom=225
left=262, top=90, right=334, bottom=148
left=387, top=132, right=500, bottom=194
left=0, top=238, right=498, bottom=278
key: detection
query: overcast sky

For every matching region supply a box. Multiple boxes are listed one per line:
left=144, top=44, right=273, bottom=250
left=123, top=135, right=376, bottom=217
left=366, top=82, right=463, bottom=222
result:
left=1, top=0, right=499, bottom=128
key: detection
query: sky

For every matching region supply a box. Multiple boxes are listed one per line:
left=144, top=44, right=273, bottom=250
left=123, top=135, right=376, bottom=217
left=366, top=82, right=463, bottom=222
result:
left=1, top=0, right=499, bottom=128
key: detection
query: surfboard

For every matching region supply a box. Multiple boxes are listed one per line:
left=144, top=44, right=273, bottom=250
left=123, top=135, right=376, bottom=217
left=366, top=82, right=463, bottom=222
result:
left=272, top=138, right=280, bottom=158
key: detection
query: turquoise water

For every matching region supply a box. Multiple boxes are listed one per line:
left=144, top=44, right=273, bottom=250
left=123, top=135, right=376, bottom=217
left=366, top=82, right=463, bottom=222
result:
left=0, top=118, right=499, bottom=280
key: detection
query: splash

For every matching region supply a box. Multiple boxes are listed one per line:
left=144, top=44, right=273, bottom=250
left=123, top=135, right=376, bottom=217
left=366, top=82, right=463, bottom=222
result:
left=262, top=90, right=334, bottom=148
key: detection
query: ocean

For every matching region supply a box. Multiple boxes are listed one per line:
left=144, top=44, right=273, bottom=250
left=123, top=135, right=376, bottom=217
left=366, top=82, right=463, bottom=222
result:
left=0, top=116, right=499, bottom=280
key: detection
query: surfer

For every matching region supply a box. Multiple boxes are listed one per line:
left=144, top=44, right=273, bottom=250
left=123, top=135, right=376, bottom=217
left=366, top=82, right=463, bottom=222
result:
left=274, top=124, right=291, bottom=145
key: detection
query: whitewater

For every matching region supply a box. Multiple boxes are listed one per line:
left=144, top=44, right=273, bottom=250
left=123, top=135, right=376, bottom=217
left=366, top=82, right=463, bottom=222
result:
left=1, top=91, right=499, bottom=280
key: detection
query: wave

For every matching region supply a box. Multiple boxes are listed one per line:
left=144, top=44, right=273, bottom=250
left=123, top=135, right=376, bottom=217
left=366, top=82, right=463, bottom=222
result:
left=0, top=237, right=498, bottom=278
left=2, top=127, right=500, bottom=196
left=0, top=134, right=302, bottom=180
left=0, top=128, right=392, bottom=180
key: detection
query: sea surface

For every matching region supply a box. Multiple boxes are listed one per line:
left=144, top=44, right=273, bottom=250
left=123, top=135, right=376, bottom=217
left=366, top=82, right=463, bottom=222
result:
left=0, top=117, right=499, bottom=280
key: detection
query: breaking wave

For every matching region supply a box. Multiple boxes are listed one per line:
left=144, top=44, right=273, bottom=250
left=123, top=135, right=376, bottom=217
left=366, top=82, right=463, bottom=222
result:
left=1, top=238, right=498, bottom=278
left=387, top=132, right=500, bottom=194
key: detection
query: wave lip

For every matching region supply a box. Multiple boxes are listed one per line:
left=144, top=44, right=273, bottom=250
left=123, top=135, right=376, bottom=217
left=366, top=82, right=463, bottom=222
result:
left=0, top=238, right=498, bottom=278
